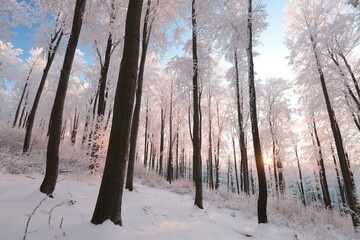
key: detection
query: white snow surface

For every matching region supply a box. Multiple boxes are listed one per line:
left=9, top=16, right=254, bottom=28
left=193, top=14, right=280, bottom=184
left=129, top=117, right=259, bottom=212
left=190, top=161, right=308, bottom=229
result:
left=0, top=149, right=358, bottom=240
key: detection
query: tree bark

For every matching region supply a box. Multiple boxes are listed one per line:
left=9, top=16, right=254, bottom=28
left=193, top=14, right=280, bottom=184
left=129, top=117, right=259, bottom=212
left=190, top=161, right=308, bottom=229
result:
left=40, top=0, right=86, bottom=195
left=126, top=0, right=159, bottom=190
left=247, top=0, right=267, bottom=223
left=310, top=34, right=360, bottom=229
left=311, top=118, right=331, bottom=209
left=191, top=0, right=203, bottom=209
left=91, top=0, right=143, bottom=226
left=295, top=144, right=306, bottom=206
left=234, top=49, right=249, bottom=194
left=23, top=29, right=64, bottom=153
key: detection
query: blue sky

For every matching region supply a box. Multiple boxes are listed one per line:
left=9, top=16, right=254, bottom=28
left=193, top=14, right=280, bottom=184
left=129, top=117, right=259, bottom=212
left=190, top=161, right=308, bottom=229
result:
left=8, top=0, right=293, bottom=81
left=254, top=0, right=294, bottom=81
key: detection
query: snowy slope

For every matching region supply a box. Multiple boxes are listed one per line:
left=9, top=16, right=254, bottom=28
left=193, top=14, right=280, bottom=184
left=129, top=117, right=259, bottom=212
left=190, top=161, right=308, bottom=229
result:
left=0, top=171, right=357, bottom=240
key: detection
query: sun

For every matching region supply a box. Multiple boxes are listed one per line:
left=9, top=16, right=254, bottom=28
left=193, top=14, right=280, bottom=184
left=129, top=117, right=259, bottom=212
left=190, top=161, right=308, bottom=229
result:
left=263, top=156, right=272, bottom=165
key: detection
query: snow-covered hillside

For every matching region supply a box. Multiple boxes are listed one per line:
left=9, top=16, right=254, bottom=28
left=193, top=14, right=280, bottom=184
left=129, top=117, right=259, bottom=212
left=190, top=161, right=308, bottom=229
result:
left=0, top=150, right=358, bottom=240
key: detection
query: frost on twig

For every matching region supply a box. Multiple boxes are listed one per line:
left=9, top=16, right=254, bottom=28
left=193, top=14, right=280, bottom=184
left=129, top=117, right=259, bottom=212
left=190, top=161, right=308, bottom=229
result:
left=23, top=196, right=47, bottom=240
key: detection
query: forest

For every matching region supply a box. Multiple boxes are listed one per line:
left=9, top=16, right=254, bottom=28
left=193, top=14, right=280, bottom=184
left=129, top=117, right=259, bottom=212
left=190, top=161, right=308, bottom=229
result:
left=1, top=0, right=360, bottom=239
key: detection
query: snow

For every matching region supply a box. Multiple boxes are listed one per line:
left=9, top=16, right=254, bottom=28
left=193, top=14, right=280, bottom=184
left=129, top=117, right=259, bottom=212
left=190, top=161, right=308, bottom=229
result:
left=0, top=171, right=355, bottom=240
left=0, top=172, right=289, bottom=240
left=0, top=148, right=358, bottom=240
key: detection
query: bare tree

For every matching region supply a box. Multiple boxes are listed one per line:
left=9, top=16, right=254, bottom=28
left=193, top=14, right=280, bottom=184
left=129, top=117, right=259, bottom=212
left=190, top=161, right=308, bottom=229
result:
left=91, top=0, right=143, bottom=226
left=40, top=0, right=87, bottom=195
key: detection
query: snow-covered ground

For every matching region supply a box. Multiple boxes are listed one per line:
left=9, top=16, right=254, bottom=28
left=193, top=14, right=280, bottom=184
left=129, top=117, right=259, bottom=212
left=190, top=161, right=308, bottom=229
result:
left=0, top=135, right=358, bottom=240
left=0, top=167, right=357, bottom=240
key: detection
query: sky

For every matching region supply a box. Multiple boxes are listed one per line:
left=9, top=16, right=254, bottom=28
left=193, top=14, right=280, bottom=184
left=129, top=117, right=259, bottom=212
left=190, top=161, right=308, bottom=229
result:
left=8, top=0, right=294, bottom=82
left=254, top=0, right=294, bottom=81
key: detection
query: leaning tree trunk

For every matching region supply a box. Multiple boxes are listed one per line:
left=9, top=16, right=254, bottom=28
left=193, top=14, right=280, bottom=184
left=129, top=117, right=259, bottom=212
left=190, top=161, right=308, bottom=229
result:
left=247, top=0, right=267, bottom=224
left=13, top=60, right=37, bottom=128
left=40, top=0, right=86, bottom=195
left=91, top=0, right=143, bottom=226
left=191, top=0, right=203, bottom=209
left=23, top=29, right=64, bottom=153
left=310, top=34, right=360, bottom=229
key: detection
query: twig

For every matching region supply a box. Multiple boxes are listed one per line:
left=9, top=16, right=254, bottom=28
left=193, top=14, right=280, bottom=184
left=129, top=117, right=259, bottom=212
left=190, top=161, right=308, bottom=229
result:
left=60, top=218, right=64, bottom=229
left=23, top=196, right=47, bottom=240
left=48, top=202, right=66, bottom=229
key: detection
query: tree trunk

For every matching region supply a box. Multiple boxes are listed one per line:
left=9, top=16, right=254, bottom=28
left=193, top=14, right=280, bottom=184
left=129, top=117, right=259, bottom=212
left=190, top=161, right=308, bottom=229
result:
left=40, top=0, right=86, bottom=195
left=295, top=144, right=306, bottom=206
left=91, top=0, right=143, bottom=226
left=167, top=89, right=174, bottom=183
left=310, top=34, right=360, bottom=229
left=13, top=60, right=36, bottom=127
left=159, top=107, right=165, bottom=176
left=311, top=118, right=331, bottom=209
left=247, top=0, right=267, bottom=223
left=191, top=0, right=203, bottom=209
left=232, top=137, right=240, bottom=194
left=208, top=93, right=214, bottom=190
left=331, top=145, right=346, bottom=207
left=23, top=29, right=64, bottom=153
left=126, top=0, right=159, bottom=190
left=234, top=50, right=249, bottom=194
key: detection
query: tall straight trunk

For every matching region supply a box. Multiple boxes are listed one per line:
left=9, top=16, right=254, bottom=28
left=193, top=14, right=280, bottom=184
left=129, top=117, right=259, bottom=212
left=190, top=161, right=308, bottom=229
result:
left=269, top=121, right=279, bottom=194
left=90, top=32, right=114, bottom=166
left=295, top=144, right=306, bottom=206
left=70, top=109, right=79, bottom=145
left=126, top=0, right=153, bottom=190
left=247, top=0, right=267, bottom=223
left=91, top=0, right=143, bottom=226
left=144, top=101, right=149, bottom=167
left=311, top=119, right=331, bottom=209
left=310, top=34, right=360, bottom=229
left=234, top=50, right=249, bottom=194
left=175, top=127, right=179, bottom=179
left=23, top=29, right=64, bottom=153
left=167, top=89, right=174, bottom=183
left=159, top=107, right=165, bottom=176
left=191, top=0, right=203, bottom=209
left=40, top=0, right=86, bottom=194
left=331, top=145, right=346, bottom=207
left=232, top=137, right=240, bottom=194
left=208, top=93, right=214, bottom=190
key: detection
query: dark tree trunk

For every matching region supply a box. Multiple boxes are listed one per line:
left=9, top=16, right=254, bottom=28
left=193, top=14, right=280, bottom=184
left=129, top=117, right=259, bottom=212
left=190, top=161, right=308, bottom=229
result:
left=310, top=34, right=360, bottom=229
left=18, top=91, right=29, bottom=128
left=295, top=144, right=306, bottom=206
left=191, top=0, right=203, bottom=209
left=167, top=89, right=174, bottom=183
left=175, top=126, right=179, bottom=179
left=311, top=118, right=331, bottom=209
left=23, top=29, right=64, bottom=153
left=13, top=60, right=36, bottom=127
left=232, top=137, right=240, bottom=194
left=159, top=107, right=165, bottom=176
left=70, top=109, right=80, bottom=145
left=208, top=93, right=214, bottom=190
left=247, top=0, right=267, bottom=224
left=126, top=0, right=159, bottom=190
left=144, top=101, right=149, bottom=167
left=40, top=0, right=86, bottom=195
left=234, top=50, right=249, bottom=194
left=331, top=145, right=346, bottom=207
left=91, top=0, right=143, bottom=226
